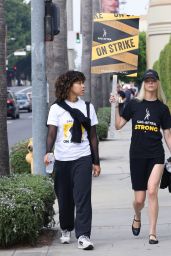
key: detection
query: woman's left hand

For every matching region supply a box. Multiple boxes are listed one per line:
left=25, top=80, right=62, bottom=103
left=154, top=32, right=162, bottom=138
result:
left=92, top=164, right=101, bottom=177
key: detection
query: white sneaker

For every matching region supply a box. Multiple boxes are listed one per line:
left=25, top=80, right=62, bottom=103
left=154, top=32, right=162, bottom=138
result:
left=60, top=229, right=71, bottom=244
left=78, top=235, right=94, bottom=250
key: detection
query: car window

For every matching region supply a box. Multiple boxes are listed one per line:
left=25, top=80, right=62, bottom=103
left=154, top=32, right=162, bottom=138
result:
left=16, top=94, right=28, bottom=100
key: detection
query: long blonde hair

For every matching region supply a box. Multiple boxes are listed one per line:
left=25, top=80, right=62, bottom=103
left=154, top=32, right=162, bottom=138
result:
left=136, top=80, right=166, bottom=104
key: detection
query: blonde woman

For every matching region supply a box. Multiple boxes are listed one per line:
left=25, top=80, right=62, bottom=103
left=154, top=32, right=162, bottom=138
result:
left=110, top=69, right=171, bottom=244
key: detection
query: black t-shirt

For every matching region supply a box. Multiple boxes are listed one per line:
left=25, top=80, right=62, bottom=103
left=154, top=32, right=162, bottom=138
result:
left=121, top=99, right=171, bottom=158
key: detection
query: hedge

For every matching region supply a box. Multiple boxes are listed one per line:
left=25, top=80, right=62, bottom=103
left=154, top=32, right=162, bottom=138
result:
left=97, top=107, right=111, bottom=124
left=10, top=139, right=31, bottom=174
left=96, top=121, right=108, bottom=140
left=153, top=37, right=171, bottom=111
left=96, top=107, right=111, bottom=140
left=0, top=174, right=56, bottom=247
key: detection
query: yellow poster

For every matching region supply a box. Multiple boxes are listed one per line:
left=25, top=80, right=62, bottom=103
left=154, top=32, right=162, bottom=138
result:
left=91, top=13, right=140, bottom=76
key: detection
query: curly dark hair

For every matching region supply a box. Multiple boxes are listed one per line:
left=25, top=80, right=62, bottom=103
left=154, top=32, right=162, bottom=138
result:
left=55, top=70, right=86, bottom=101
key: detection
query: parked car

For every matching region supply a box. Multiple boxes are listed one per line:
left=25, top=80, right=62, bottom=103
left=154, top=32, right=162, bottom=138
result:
left=7, top=90, right=20, bottom=119
left=16, top=93, right=32, bottom=112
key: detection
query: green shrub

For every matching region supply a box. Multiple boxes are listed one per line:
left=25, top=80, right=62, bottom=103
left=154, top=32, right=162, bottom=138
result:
left=16, top=174, right=56, bottom=227
left=96, top=107, right=111, bottom=140
left=0, top=174, right=56, bottom=247
left=96, top=121, right=108, bottom=140
left=153, top=37, right=171, bottom=109
left=97, top=107, right=111, bottom=124
left=10, top=139, right=31, bottom=174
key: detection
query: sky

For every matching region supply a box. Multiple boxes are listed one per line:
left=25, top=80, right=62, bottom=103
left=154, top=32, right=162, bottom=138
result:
left=119, top=0, right=150, bottom=15
left=73, top=0, right=81, bottom=31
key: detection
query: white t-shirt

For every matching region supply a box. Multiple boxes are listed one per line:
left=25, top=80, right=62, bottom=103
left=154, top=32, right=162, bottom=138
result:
left=47, top=98, right=98, bottom=161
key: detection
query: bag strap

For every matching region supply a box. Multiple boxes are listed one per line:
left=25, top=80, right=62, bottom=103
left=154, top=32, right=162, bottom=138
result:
left=85, top=101, right=90, bottom=118
left=85, top=101, right=91, bottom=141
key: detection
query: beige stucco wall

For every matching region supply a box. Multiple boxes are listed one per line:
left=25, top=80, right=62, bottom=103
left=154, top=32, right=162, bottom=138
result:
left=147, top=0, right=171, bottom=68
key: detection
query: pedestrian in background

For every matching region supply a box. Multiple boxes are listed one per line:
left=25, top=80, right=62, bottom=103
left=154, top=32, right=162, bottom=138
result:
left=115, top=84, right=126, bottom=115
left=110, top=69, right=171, bottom=244
left=100, top=0, right=120, bottom=13
left=44, top=70, right=101, bottom=250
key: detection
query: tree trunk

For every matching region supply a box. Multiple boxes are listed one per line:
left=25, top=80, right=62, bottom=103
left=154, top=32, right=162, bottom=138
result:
left=81, top=0, right=92, bottom=101
left=81, top=0, right=111, bottom=108
left=46, top=0, right=68, bottom=106
left=93, top=0, right=100, bottom=15
left=101, top=73, right=112, bottom=107
left=91, top=0, right=103, bottom=110
left=0, top=0, right=10, bottom=175
left=93, top=0, right=111, bottom=108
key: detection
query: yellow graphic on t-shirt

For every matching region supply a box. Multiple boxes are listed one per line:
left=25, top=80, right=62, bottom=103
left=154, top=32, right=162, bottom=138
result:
left=134, top=124, right=158, bottom=132
left=63, top=122, right=86, bottom=142
left=64, top=122, right=73, bottom=140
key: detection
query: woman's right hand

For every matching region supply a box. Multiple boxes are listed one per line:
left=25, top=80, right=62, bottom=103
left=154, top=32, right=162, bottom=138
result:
left=44, top=153, right=49, bottom=166
left=109, top=93, right=118, bottom=104
left=44, top=153, right=55, bottom=166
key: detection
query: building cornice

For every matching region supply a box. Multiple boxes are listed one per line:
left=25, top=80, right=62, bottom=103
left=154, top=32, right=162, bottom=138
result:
left=150, top=1, right=171, bottom=8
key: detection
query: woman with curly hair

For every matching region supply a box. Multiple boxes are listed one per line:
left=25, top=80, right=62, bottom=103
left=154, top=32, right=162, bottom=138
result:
left=44, top=70, right=101, bottom=250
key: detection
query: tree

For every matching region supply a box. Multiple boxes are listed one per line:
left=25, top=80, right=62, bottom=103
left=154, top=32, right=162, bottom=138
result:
left=0, top=0, right=10, bottom=175
left=93, top=0, right=111, bottom=108
left=153, top=37, right=171, bottom=110
left=46, top=0, right=68, bottom=106
left=81, top=0, right=92, bottom=101
left=91, top=0, right=103, bottom=110
left=137, top=32, right=146, bottom=81
left=81, top=0, right=111, bottom=109
left=5, top=0, right=31, bottom=56
left=118, top=31, right=146, bottom=85
left=4, top=0, right=31, bottom=79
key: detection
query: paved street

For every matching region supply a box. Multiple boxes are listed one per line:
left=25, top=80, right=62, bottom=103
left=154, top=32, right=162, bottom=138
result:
left=1, top=124, right=171, bottom=255
left=8, top=86, right=32, bottom=95
left=7, top=86, right=32, bottom=148
left=7, top=112, right=32, bottom=149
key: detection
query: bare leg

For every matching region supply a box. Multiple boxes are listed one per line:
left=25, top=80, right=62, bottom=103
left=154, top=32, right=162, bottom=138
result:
left=132, top=191, right=146, bottom=228
left=147, top=164, right=164, bottom=237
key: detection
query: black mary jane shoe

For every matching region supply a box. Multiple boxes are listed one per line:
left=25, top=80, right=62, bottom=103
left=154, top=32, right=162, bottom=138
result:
left=132, top=217, right=141, bottom=236
left=149, top=234, right=159, bottom=244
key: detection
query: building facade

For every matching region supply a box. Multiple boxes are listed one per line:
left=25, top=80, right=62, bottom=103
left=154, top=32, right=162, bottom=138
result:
left=147, top=0, right=171, bottom=68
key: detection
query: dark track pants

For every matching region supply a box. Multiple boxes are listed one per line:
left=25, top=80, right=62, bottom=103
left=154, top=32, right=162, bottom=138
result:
left=54, top=155, right=92, bottom=239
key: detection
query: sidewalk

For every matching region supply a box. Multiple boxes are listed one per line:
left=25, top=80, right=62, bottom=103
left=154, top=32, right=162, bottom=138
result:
left=1, top=124, right=171, bottom=256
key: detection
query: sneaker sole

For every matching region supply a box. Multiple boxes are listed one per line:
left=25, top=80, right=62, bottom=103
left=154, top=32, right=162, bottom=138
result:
left=61, top=241, right=70, bottom=244
left=60, top=239, right=70, bottom=244
left=78, top=244, right=94, bottom=250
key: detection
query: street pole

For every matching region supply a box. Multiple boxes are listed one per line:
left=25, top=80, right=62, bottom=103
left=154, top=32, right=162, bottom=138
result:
left=108, top=75, right=117, bottom=139
left=31, top=0, right=47, bottom=175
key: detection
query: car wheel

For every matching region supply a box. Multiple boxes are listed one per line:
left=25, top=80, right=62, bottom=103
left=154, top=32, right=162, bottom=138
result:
left=12, top=110, right=17, bottom=119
